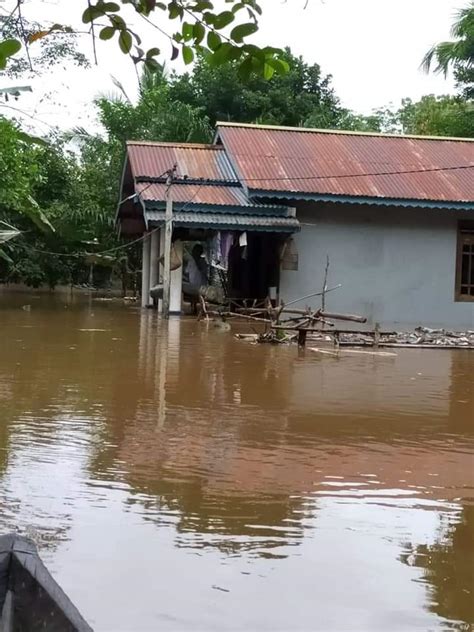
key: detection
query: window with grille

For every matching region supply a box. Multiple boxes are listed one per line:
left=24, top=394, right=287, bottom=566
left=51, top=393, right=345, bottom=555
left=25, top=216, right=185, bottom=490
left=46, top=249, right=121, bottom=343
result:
left=456, top=221, right=474, bottom=301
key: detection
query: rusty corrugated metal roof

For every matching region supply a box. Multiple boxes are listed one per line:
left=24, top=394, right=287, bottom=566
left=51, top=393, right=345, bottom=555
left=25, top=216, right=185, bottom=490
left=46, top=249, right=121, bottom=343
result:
left=127, top=141, right=238, bottom=182
left=126, top=141, right=299, bottom=232
left=216, top=123, right=474, bottom=204
left=136, top=181, right=287, bottom=210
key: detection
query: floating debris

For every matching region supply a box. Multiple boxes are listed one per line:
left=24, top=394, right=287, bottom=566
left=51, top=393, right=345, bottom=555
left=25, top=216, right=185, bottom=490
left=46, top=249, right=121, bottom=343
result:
left=334, top=327, right=474, bottom=349
left=78, top=329, right=109, bottom=332
left=309, top=348, right=397, bottom=357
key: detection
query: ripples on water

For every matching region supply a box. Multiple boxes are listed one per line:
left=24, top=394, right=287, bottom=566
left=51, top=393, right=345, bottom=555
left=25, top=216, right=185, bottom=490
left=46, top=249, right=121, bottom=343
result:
left=0, top=293, right=473, bottom=631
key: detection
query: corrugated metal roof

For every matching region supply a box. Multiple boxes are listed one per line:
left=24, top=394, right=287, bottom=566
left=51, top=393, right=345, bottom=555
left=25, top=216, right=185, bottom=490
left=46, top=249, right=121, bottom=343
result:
left=127, top=141, right=238, bottom=182
left=136, top=182, right=289, bottom=211
left=145, top=210, right=299, bottom=232
left=216, top=123, right=474, bottom=204
left=123, top=140, right=299, bottom=233
left=137, top=181, right=256, bottom=208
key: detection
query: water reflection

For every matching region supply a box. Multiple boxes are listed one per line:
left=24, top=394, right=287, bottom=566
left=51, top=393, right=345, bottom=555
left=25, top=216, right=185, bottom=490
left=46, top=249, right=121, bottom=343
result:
left=401, top=506, right=474, bottom=628
left=0, top=295, right=473, bottom=630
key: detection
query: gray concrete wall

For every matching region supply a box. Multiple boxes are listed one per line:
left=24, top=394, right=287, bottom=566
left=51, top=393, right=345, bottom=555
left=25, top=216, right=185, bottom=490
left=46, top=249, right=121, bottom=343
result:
left=279, top=203, right=474, bottom=330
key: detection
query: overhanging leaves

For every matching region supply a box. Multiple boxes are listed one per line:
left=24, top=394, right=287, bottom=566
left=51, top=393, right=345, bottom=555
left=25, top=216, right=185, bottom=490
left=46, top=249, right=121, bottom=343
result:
left=0, top=39, right=22, bottom=70
left=0, top=0, right=288, bottom=85
left=230, top=23, right=258, bottom=43
left=16, top=131, right=48, bottom=147
left=21, top=196, right=56, bottom=234
left=0, top=230, right=21, bottom=245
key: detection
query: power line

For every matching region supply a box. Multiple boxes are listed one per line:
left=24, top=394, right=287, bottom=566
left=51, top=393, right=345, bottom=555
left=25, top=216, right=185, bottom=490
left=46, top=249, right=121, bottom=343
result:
left=238, top=162, right=474, bottom=184
left=9, top=160, right=474, bottom=260
left=100, top=173, right=204, bottom=256
left=156, top=162, right=473, bottom=186
left=117, top=169, right=169, bottom=206
left=16, top=169, right=204, bottom=260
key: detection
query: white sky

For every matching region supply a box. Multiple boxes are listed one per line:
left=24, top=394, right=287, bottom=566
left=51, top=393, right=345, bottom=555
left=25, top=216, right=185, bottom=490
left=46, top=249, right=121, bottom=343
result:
left=0, top=0, right=461, bottom=134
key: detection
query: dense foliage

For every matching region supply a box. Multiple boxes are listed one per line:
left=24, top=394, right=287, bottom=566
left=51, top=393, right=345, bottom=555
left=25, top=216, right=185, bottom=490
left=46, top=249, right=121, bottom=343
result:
left=0, top=0, right=286, bottom=79
left=422, top=2, right=474, bottom=98
left=168, top=50, right=346, bottom=127
left=0, top=118, right=120, bottom=288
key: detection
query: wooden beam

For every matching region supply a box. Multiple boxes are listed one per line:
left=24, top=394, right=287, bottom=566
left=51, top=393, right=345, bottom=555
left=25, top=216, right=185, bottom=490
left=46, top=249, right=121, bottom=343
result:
left=318, top=310, right=367, bottom=323
left=298, top=329, right=308, bottom=347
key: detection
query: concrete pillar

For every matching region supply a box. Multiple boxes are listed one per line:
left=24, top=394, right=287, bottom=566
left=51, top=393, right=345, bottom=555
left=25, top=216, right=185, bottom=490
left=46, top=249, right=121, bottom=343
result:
left=149, top=229, right=159, bottom=306
left=141, top=232, right=151, bottom=308
left=170, top=240, right=183, bottom=314
left=158, top=228, right=165, bottom=313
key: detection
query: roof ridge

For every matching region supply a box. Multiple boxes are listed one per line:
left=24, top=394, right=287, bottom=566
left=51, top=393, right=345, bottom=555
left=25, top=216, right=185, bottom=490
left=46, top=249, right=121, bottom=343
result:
left=216, top=121, right=474, bottom=143
left=127, top=140, right=222, bottom=149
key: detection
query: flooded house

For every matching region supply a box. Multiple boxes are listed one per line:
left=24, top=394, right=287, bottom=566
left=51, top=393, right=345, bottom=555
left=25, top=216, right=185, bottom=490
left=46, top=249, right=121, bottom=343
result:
left=117, top=122, right=474, bottom=329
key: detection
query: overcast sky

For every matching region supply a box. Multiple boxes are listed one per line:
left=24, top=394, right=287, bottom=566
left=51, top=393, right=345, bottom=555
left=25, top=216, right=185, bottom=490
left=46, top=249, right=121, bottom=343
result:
left=0, top=0, right=461, bottom=134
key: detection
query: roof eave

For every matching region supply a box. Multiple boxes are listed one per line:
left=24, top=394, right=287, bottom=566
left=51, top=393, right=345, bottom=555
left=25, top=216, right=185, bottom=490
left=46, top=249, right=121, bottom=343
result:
left=248, top=189, right=474, bottom=211
left=146, top=212, right=300, bottom=233
left=142, top=200, right=292, bottom=215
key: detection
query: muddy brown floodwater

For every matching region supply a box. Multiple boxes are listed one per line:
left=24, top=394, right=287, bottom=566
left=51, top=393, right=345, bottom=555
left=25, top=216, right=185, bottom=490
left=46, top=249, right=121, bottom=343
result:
left=0, top=293, right=473, bottom=631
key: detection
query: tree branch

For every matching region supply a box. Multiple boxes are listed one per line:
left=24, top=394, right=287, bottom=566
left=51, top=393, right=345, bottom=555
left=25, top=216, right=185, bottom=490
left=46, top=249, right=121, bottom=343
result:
left=87, top=0, right=98, bottom=65
left=17, top=0, right=33, bottom=71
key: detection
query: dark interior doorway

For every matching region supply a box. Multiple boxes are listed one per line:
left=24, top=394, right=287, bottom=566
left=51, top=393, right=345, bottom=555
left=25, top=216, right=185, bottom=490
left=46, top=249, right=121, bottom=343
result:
left=227, top=233, right=281, bottom=301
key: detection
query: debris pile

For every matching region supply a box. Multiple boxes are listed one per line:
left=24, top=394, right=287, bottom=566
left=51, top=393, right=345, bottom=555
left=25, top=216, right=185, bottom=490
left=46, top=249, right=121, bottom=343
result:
left=389, top=329, right=474, bottom=347
left=307, top=327, right=474, bottom=349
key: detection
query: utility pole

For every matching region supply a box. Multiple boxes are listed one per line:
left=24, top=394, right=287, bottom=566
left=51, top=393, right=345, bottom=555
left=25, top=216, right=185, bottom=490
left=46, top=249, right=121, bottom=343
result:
left=162, top=165, right=176, bottom=319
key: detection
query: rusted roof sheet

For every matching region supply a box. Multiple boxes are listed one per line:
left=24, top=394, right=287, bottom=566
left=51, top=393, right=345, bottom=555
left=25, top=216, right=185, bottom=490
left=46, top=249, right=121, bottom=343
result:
left=127, top=143, right=299, bottom=232
left=127, top=141, right=238, bottom=182
left=145, top=210, right=299, bottom=232
left=216, top=123, right=474, bottom=204
left=136, top=181, right=286, bottom=210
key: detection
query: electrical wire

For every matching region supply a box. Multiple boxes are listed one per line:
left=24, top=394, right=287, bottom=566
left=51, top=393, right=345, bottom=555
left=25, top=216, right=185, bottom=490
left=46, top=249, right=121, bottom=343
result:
left=117, top=169, right=169, bottom=206
left=159, top=162, right=472, bottom=186
left=98, top=175, right=205, bottom=256
left=16, top=169, right=204, bottom=260
left=138, top=162, right=474, bottom=186
left=236, top=162, right=474, bottom=184
left=9, top=160, right=474, bottom=260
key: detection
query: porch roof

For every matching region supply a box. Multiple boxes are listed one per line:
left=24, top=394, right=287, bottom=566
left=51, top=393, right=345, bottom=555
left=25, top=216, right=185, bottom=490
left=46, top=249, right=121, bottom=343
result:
left=145, top=209, right=299, bottom=232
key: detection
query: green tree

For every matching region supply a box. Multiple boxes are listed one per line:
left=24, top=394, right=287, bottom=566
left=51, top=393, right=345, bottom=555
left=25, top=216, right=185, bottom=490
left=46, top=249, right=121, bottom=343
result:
left=0, top=118, right=120, bottom=288
left=423, top=3, right=474, bottom=98
left=0, top=117, right=54, bottom=233
left=96, top=66, right=212, bottom=143
left=0, top=119, right=62, bottom=282
left=0, top=13, right=88, bottom=78
left=168, top=49, right=345, bottom=127
left=396, top=95, right=474, bottom=137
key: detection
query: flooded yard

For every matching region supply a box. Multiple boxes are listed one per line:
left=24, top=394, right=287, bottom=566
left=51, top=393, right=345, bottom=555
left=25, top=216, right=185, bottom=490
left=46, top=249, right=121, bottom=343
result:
left=0, top=293, right=473, bottom=631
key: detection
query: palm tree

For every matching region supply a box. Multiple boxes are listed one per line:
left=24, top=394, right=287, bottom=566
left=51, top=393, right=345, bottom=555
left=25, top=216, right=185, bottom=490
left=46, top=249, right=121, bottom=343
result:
left=422, top=3, right=474, bottom=76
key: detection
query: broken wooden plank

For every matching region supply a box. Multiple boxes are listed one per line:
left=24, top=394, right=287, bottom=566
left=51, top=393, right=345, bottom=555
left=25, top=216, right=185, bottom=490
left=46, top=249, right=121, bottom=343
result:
left=309, top=347, right=397, bottom=357
left=234, top=334, right=259, bottom=341
left=308, top=347, right=339, bottom=356
left=339, top=348, right=397, bottom=357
